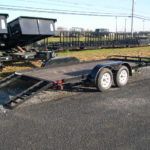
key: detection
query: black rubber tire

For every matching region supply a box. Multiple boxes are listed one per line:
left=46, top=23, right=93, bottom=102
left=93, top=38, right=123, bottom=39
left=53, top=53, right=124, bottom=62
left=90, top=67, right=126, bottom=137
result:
left=96, top=68, right=113, bottom=92
left=115, top=66, right=129, bottom=87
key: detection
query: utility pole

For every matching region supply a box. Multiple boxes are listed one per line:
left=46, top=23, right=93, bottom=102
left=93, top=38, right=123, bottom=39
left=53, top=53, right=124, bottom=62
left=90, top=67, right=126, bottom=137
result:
left=143, top=19, right=145, bottom=32
left=131, top=0, right=135, bottom=37
left=124, top=18, right=127, bottom=33
left=116, top=16, right=118, bottom=33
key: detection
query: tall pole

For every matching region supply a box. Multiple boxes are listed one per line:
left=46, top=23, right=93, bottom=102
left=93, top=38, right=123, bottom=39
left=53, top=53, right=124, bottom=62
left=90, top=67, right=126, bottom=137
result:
left=131, top=0, right=135, bottom=37
left=143, top=19, right=145, bottom=32
left=116, top=16, right=118, bottom=33
left=124, top=18, right=127, bottom=33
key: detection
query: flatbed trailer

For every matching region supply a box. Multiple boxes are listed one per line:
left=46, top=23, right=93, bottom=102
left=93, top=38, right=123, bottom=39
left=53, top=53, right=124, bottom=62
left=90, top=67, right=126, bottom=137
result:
left=0, top=56, right=149, bottom=109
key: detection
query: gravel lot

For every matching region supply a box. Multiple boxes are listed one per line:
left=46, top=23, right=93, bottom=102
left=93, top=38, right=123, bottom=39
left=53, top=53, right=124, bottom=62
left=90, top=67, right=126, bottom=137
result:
left=0, top=67, right=149, bottom=150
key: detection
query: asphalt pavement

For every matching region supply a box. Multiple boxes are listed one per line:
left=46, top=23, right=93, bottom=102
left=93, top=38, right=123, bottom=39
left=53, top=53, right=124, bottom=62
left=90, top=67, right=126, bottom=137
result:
left=0, top=68, right=150, bottom=150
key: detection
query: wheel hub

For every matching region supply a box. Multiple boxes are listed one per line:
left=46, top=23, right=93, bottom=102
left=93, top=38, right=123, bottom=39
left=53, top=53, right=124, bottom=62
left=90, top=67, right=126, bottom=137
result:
left=101, top=73, right=111, bottom=88
left=119, top=70, right=128, bottom=84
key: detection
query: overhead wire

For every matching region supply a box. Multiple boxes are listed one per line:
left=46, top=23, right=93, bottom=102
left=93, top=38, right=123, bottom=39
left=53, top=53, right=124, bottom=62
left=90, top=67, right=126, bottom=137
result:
left=0, top=4, right=132, bottom=18
left=0, top=0, right=132, bottom=14
left=0, top=3, right=150, bottom=21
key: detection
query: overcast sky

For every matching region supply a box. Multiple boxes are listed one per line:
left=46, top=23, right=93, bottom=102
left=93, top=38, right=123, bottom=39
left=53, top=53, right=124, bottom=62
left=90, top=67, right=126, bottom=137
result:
left=0, top=0, right=150, bottom=32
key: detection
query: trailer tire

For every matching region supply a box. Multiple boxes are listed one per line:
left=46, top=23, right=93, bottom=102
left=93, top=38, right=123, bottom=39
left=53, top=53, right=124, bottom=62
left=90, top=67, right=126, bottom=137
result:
left=96, top=68, right=113, bottom=92
left=115, top=66, right=129, bottom=87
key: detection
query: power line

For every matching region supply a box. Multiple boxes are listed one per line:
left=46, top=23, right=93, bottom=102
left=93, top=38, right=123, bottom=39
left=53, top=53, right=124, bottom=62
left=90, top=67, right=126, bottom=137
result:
left=0, top=0, right=133, bottom=14
left=13, top=0, right=99, bottom=8
left=1, top=4, right=150, bottom=22
left=0, top=0, right=98, bottom=10
left=0, top=4, right=131, bottom=17
left=1, top=0, right=150, bottom=17
left=134, top=15, right=150, bottom=21
left=23, top=0, right=91, bottom=6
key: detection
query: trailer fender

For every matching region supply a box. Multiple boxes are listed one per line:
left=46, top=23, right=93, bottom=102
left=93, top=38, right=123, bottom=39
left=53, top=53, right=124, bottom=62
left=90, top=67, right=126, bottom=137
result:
left=87, top=64, right=114, bottom=85
left=120, top=63, right=132, bottom=76
left=87, top=62, right=132, bottom=85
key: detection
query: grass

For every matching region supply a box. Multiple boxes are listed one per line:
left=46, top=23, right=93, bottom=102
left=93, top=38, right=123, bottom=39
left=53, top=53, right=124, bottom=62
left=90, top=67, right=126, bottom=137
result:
left=0, top=61, right=41, bottom=79
left=58, top=46, right=150, bottom=61
left=0, top=46, right=150, bottom=78
left=48, top=37, right=60, bottom=43
left=47, top=36, right=86, bottom=43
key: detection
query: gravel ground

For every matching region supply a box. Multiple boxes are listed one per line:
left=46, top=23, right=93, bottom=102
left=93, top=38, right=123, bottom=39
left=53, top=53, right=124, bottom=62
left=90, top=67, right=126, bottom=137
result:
left=0, top=67, right=149, bottom=150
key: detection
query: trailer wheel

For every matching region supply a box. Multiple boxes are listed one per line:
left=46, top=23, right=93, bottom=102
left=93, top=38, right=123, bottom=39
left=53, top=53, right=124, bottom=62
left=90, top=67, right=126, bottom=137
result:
left=96, top=68, right=113, bottom=92
left=115, top=66, right=129, bottom=87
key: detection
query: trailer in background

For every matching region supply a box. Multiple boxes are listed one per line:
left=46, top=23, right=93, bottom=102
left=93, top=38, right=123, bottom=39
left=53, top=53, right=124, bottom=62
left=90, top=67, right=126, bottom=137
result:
left=0, top=14, right=12, bottom=69
left=46, top=31, right=150, bottom=51
left=6, top=16, right=56, bottom=49
left=0, top=13, right=8, bottom=41
left=0, top=15, right=57, bottom=68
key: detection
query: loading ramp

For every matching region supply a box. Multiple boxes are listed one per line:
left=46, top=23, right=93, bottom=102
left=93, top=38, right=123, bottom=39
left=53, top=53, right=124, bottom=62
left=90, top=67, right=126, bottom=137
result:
left=0, top=74, right=52, bottom=108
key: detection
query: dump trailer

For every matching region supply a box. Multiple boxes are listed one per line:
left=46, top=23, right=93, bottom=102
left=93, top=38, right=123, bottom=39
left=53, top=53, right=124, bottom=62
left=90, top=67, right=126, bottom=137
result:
left=0, top=13, right=8, bottom=48
left=0, top=55, right=149, bottom=109
left=0, top=14, right=12, bottom=69
left=6, top=16, right=56, bottom=49
left=6, top=16, right=57, bottom=62
left=0, top=15, right=57, bottom=67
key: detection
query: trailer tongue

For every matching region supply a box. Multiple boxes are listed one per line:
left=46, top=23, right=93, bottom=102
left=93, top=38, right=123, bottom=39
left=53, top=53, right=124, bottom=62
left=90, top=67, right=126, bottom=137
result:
left=0, top=56, right=149, bottom=109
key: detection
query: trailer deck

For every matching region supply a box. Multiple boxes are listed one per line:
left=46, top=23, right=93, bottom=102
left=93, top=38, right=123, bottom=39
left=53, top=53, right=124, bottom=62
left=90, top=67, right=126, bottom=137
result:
left=19, top=59, right=138, bottom=82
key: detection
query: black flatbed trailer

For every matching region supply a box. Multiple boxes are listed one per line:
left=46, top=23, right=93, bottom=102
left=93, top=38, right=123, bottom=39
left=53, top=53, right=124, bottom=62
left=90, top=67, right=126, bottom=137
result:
left=0, top=56, right=149, bottom=109
left=19, top=59, right=137, bottom=81
left=17, top=55, right=150, bottom=83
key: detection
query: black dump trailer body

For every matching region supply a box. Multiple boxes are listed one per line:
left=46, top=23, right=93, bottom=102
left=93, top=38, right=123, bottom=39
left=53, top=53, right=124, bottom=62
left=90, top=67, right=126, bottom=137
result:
left=0, top=14, right=8, bottom=49
left=6, top=16, right=57, bottom=49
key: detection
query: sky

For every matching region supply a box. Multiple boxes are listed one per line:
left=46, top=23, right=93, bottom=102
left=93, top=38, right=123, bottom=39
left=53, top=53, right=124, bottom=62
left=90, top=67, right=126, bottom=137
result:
left=0, top=0, right=150, bottom=32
